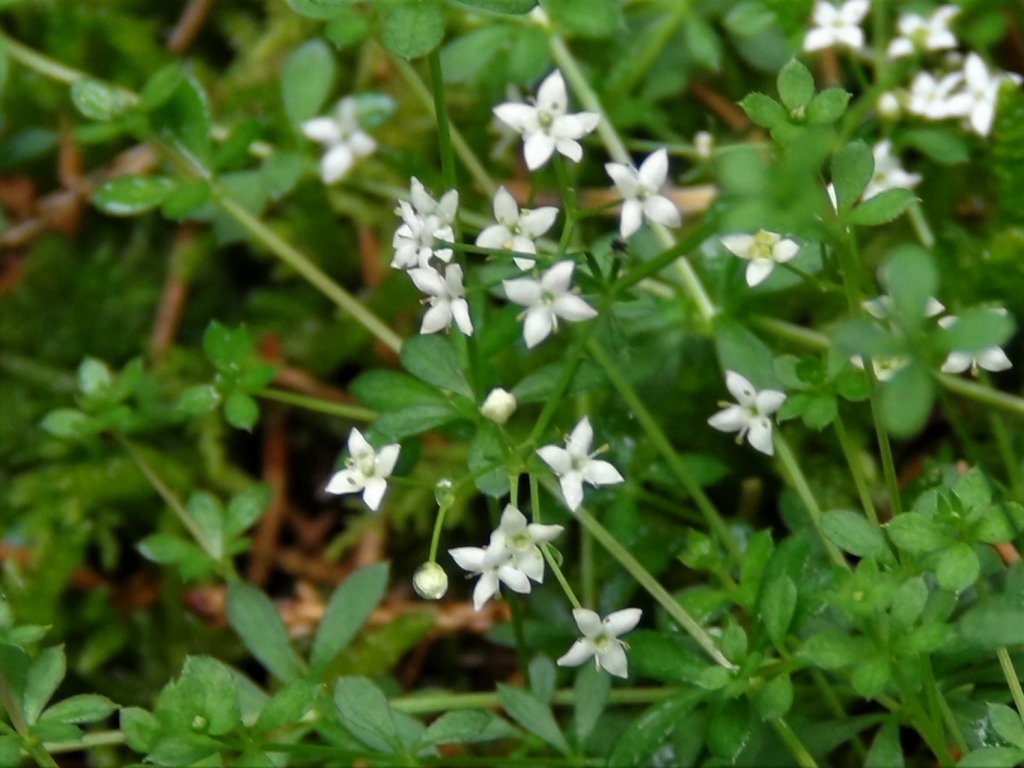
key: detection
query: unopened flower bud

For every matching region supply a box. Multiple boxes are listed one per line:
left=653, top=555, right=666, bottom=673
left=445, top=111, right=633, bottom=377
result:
left=877, top=91, right=901, bottom=121
left=529, top=5, right=551, bottom=28
left=694, top=131, right=714, bottom=160
left=480, top=388, right=517, bottom=425
left=413, top=562, right=448, bottom=600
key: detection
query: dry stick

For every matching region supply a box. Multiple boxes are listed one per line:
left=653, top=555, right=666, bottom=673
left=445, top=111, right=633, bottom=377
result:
left=247, top=407, right=289, bottom=585
left=167, top=0, right=215, bottom=53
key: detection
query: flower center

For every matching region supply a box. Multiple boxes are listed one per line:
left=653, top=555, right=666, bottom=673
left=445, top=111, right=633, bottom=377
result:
left=592, top=634, right=612, bottom=653
left=509, top=532, right=532, bottom=550
left=538, top=111, right=554, bottom=130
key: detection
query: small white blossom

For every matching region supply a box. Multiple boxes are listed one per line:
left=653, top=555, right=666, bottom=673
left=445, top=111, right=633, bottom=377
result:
left=493, top=70, right=600, bottom=170
left=946, top=53, right=1016, bottom=137
left=557, top=608, right=642, bottom=678
left=877, top=92, right=902, bottom=120
left=863, top=295, right=945, bottom=320
left=850, top=355, right=909, bottom=382
left=493, top=505, right=564, bottom=584
left=938, top=314, right=1013, bottom=375
left=694, top=131, right=714, bottom=159
left=325, top=429, right=400, bottom=511
left=537, top=416, right=624, bottom=512
left=449, top=538, right=529, bottom=611
left=391, top=178, right=458, bottom=270
left=476, top=186, right=558, bottom=270
left=708, top=371, right=786, bottom=456
left=480, top=388, right=517, bottom=425
left=408, top=263, right=473, bottom=336
left=907, top=71, right=965, bottom=120
left=720, top=230, right=800, bottom=287
left=803, top=0, right=870, bottom=52
left=413, top=562, right=448, bottom=600
left=864, top=140, right=921, bottom=200
left=301, top=97, right=376, bottom=184
left=605, top=149, right=681, bottom=239
left=502, top=261, right=597, bottom=348
left=888, top=5, right=959, bottom=58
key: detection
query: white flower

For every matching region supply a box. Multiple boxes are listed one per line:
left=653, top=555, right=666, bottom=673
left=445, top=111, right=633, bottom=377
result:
left=480, top=388, right=517, bottom=425
left=850, top=355, right=909, bottom=382
left=694, top=131, right=714, bottom=159
left=301, top=97, right=376, bottom=184
left=537, top=417, right=624, bottom=512
left=449, top=538, right=530, bottom=611
left=556, top=608, right=642, bottom=678
left=946, top=53, right=1009, bottom=137
left=938, top=314, right=1013, bottom=375
left=877, top=91, right=902, bottom=120
left=907, top=71, right=965, bottom=120
left=605, top=149, right=681, bottom=239
left=413, top=562, right=448, bottom=600
left=391, top=179, right=458, bottom=270
left=888, top=5, right=959, bottom=58
left=707, top=371, right=786, bottom=456
left=493, top=70, right=600, bottom=170
left=502, top=261, right=597, bottom=348
left=409, top=264, right=473, bottom=336
left=803, top=0, right=870, bottom=52
left=325, top=429, right=400, bottom=511
left=493, top=505, right=563, bottom=583
left=720, top=230, right=800, bottom=288
left=476, top=186, right=558, bottom=270
left=862, top=295, right=945, bottom=320
left=864, top=140, right=921, bottom=200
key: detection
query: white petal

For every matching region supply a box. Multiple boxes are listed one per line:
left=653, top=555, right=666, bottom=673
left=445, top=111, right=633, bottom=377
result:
left=477, top=225, right=513, bottom=251
left=567, top=417, right=594, bottom=456
left=526, top=523, right=564, bottom=544
left=597, top=642, right=629, bottom=678
left=708, top=405, right=747, bottom=433
left=524, top=132, right=557, bottom=170
left=638, top=148, right=669, bottom=189
left=642, top=195, right=680, bottom=228
left=498, top=564, right=532, bottom=594
left=500, top=505, right=528, bottom=533
left=301, top=117, right=342, bottom=144
left=620, top=199, right=644, bottom=239
left=803, top=28, right=835, bottom=52
left=553, top=295, right=597, bottom=322
left=537, top=445, right=573, bottom=475
left=493, top=186, right=519, bottom=225
left=553, top=112, right=600, bottom=140
left=583, top=460, right=624, bottom=488
left=449, top=546, right=487, bottom=573
left=559, top=473, right=585, bottom=511
left=517, top=550, right=546, bottom=583
left=573, top=609, right=603, bottom=637
left=523, top=307, right=554, bottom=348
left=348, top=131, right=376, bottom=158
left=941, top=352, right=972, bottom=374
left=604, top=607, right=642, bottom=637
left=510, top=235, right=538, bottom=256
left=513, top=255, right=536, bottom=271
left=755, top=389, right=786, bottom=415
left=375, top=444, right=400, bottom=477
left=554, top=138, right=583, bottom=164
left=437, top=190, right=459, bottom=224
left=503, top=277, right=543, bottom=307
left=773, top=239, right=800, bottom=262
left=841, top=0, right=869, bottom=23
left=409, top=267, right=446, bottom=297
left=746, top=260, right=775, bottom=287
left=361, top=476, right=388, bottom=511
left=536, top=71, right=568, bottom=115
left=325, top=468, right=364, bottom=495
left=971, top=100, right=995, bottom=137
left=450, top=299, right=474, bottom=336
left=925, top=297, right=946, bottom=318
left=410, top=178, right=434, bottom=214
left=747, top=417, right=775, bottom=456
left=519, top=207, right=559, bottom=238
left=321, top=144, right=354, bottom=184
left=725, top=371, right=757, bottom=405
left=420, top=302, right=453, bottom=334
left=887, top=37, right=914, bottom=58
left=605, top=163, right=640, bottom=199
left=348, top=428, right=373, bottom=459
left=493, top=103, right=539, bottom=133
left=979, top=347, right=1013, bottom=372
left=557, top=639, right=594, bottom=668
left=836, top=26, right=865, bottom=49
left=444, top=264, right=466, bottom=296
left=721, top=234, right=754, bottom=259
left=473, top=571, right=500, bottom=610
left=812, top=0, right=838, bottom=26
left=542, top=261, right=576, bottom=294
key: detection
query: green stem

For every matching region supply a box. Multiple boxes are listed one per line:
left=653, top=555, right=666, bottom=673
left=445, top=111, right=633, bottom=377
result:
left=43, top=730, right=127, bottom=754
left=427, top=50, right=458, bottom=196
left=0, top=34, right=94, bottom=85
left=833, top=411, right=879, bottom=526
left=773, top=432, right=848, bottom=568
left=997, top=648, right=1024, bottom=730
left=0, top=672, right=27, bottom=737
left=587, top=339, right=742, bottom=564
left=907, top=200, right=936, bottom=249
left=768, top=718, right=820, bottom=768
left=255, top=389, right=377, bottom=421
left=580, top=524, right=595, bottom=609
left=530, top=473, right=582, bottom=610
left=528, top=324, right=598, bottom=443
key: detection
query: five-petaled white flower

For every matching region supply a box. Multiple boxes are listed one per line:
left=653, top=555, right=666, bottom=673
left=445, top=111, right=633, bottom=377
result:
left=301, top=97, right=376, bottom=184
left=888, top=5, right=959, bottom=58
left=605, top=149, right=681, bottom=239
left=408, top=264, right=473, bottom=336
left=391, top=179, right=458, bottom=270
left=720, top=230, right=800, bottom=288
left=449, top=538, right=530, bottom=611
left=493, top=70, right=600, bottom=170
left=907, top=71, right=965, bottom=120
left=708, top=371, right=786, bottom=456
left=493, top=505, right=564, bottom=584
left=557, top=608, right=642, bottom=678
left=803, top=0, right=870, bottom=52
left=947, top=53, right=1010, bottom=137
left=325, top=429, right=400, bottom=511
left=938, top=314, right=1013, bottom=375
left=864, top=141, right=921, bottom=200
left=476, top=186, right=558, bottom=270
left=503, top=261, right=597, bottom=348
left=537, top=417, right=624, bottom=512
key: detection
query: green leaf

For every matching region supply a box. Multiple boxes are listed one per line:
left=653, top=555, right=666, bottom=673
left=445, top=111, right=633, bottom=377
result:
left=573, top=663, right=609, bottom=745
left=879, top=244, right=938, bottom=326
left=959, top=597, right=1024, bottom=649
left=832, top=140, right=873, bottom=214
left=754, top=674, right=793, bottom=719
left=900, top=127, right=969, bottom=165
left=822, top=509, right=887, bottom=559
left=40, top=409, right=93, bottom=438
left=802, top=631, right=871, bottom=669
left=161, top=178, right=210, bottom=219
left=685, top=16, right=722, bottom=71
left=724, top=1, right=775, bottom=36
left=416, top=710, right=503, bottom=749
left=990, top=704, right=1024, bottom=750
left=777, top=59, right=814, bottom=111
left=400, top=335, right=473, bottom=397
left=177, top=385, right=221, bottom=417
left=351, top=370, right=445, bottom=411
left=760, top=574, right=797, bottom=647
left=310, top=562, right=389, bottom=676
left=382, top=1, right=445, bottom=59
left=224, top=391, right=259, bottom=431
left=714, top=315, right=779, bottom=390
left=225, top=485, right=270, bottom=538
left=261, top=152, right=305, bottom=199
left=252, top=680, right=318, bottom=736
left=880, top=362, right=935, bottom=439
left=943, top=307, right=1015, bottom=354
left=885, top=513, right=952, bottom=555
left=119, top=707, right=160, bottom=752
left=150, top=75, right=213, bottom=168
left=890, top=576, right=928, bottom=631
left=849, top=189, right=915, bottom=226
left=807, top=87, right=850, bottom=124
left=226, top=584, right=306, bottom=682
left=958, top=747, right=1024, bottom=767
left=186, top=492, right=224, bottom=561
left=544, top=0, right=620, bottom=38
left=140, top=64, right=185, bottom=111
left=41, top=694, right=117, bottom=724
left=137, top=534, right=213, bottom=578
left=739, top=93, right=788, bottom=130
left=626, top=631, right=706, bottom=683
left=70, top=78, right=135, bottom=121
left=529, top=656, right=556, bottom=704
left=852, top=656, right=890, bottom=698
left=92, top=176, right=176, bottom=217
left=240, top=363, right=277, bottom=393
left=203, top=321, right=251, bottom=370
left=496, top=684, right=568, bottom=753
left=936, top=542, right=980, bottom=593
left=511, top=360, right=606, bottom=404
left=865, top=719, right=905, bottom=768
left=0, top=736, right=20, bottom=768
left=281, top=40, right=336, bottom=129
left=370, top=403, right=460, bottom=442
left=439, top=27, right=513, bottom=85
left=453, top=0, right=536, bottom=12
left=333, top=676, right=400, bottom=752
left=607, top=689, right=704, bottom=766
left=285, top=0, right=356, bottom=19
left=24, top=646, right=65, bottom=724
left=831, top=319, right=901, bottom=359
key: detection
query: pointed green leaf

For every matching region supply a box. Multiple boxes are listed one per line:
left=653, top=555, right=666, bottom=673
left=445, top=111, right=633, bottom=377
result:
left=382, top=1, right=445, bottom=60
left=832, top=141, right=873, bottom=214
left=226, top=584, right=306, bottom=682
left=281, top=40, right=336, bottom=129
left=496, top=684, right=568, bottom=753
left=777, top=59, right=814, bottom=111
left=849, top=189, right=915, bottom=227
left=310, top=562, right=389, bottom=676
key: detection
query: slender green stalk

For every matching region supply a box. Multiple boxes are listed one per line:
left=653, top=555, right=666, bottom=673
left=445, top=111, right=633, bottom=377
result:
left=997, top=648, right=1024, bottom=730
left=530, top=474, right=582, bottom=609
left=907, top=200, right=936, bottom=249
left=44, top=730, right=127, bottom=754
left=768, top=718, right=819, bottom=768
left=587, top=339, right=742, bottom=563
left=256, top=389, right=377, bottom=421
left=929, top=668, right=969, bottom=757
left=0, top=669, right=59, bottom=768
left=0, top=34, right=93, bottom=85
left=391, top=686, right=676, bottom=715
left=833, top=411, right=879, bottom=525
left=428, top=50, right=458, bottom=195
left=773, top=432, right=848, bottom=568
left=750, top=315, right=829, bottom=350
left=580, top=524, right=595, bottom=609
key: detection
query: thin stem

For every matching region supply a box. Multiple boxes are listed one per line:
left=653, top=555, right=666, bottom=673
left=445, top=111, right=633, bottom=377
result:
left=255, top=389, right=377, bottom=421
left=773, top=432, right=848, bottom=568
left=580, top=524, right=595, bottom=609
left=833, top=411, right=879, bottom=526
left=907, top=200, right=936, bottom=249
left=530, top=473, right=582, bottom=609
left=929, top=669, right=969, bottom=757
left=587, top=339, right=743, bottom=564
left=428, top=50, right=458, bottom=196
left=998, top=648, right=1024, bottom=730
left=391, top=686, right=676, bottom=716
left=0, top=672, right=27, bottom=737
left=0, top=34, right=92, bottom=85
left=768, top=718, right=820, bottom=768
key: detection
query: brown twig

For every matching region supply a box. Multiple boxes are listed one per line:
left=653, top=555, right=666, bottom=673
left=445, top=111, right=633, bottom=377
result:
left=149, top=226, right=196, bottom=364
left=247, top=405, right=290, bottom=585
left=689, top=81, right=749, bottom=131
left=167, top=0, right=216, bottom=53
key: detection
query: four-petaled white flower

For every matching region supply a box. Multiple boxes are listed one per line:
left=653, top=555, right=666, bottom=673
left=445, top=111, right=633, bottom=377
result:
left=409, top=264, right=473, bottom=336
left=449, top=539, right=530, bottom=611
left=325, top=429, right=400, bottom=511
left=503, top=261, right=597, bottom=348
left=391, top=179, right=458, bottom=270
left=493, top=505, right=564, bottom=584
left=301, top=97, right=376, bottom=184
left=907, top=71, right=965, bottom=120
left=707, top=371, right=786, bottom=456
left=605, top=149, right=681, bottom=239
left=803, top=0, right=870, bottom=52
left=537, top=417, right=624, bottom=512
left=947, top=53, right=1008, bottom=137
left=556, top=608, right=642, bottom=678
left=720, top=230, right=800, bottom=287
left=862, top=295, right=945, bottom=320
left=476, top=186, right=558, bottom=270
left=938, top=314, right=1013, bottom=375
left=493, top=70, right=600, bottom=170
left=864, top=140, right=921, bottom=201
left=888, top=5, right=959, bottom=58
